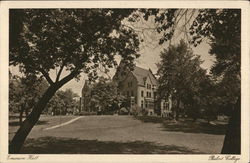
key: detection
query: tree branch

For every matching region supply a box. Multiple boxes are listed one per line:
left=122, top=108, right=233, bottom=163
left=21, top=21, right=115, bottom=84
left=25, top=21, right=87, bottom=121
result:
left=38, top=68, right=54, bottom=85
left=55, top=63, right=65, bottom=82
left=57, top=68, right=81, bottom=88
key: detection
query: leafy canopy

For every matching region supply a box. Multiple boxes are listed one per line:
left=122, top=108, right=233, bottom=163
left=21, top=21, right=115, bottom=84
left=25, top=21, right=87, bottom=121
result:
left=10, top=9, right=140, bottom=84
left=9, top=73, right=48, bottom=113
left=190, top=9, right=241, bottom=77
left=90, top=77, right=125, bottom=113
left=157, top=40, right=206, bottom=103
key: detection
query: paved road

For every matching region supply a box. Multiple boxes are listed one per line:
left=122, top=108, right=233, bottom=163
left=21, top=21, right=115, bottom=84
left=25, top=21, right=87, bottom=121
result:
left=13, top=115, right=225, bottom=154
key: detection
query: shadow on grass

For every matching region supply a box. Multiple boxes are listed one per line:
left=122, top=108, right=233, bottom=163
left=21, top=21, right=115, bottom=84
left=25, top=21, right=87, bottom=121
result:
left=17, top=136, right=205, bottom=154
left=161, top=120, right=227, bottom=135
left=9, top=120, right=48, bottom=127
left=133, top=116, right=169, bottom=123
left=134, top=116, right=227, bottom=135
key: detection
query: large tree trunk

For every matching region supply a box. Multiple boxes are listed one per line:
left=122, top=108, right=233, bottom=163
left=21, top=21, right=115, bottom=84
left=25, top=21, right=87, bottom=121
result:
left=9, top=85, right=59, bottom=153
left=221, top=96, right=241, bottom=154
left=9, top=69, right=79, bottom=153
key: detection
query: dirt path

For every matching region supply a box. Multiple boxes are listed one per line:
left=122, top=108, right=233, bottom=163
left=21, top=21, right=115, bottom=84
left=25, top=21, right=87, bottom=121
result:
left=43, top=116, right=82, bottom=130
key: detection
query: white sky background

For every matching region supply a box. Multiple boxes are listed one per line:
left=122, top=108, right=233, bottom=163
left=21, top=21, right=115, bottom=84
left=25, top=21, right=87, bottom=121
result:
left=10, top=9, right=216, bottom=96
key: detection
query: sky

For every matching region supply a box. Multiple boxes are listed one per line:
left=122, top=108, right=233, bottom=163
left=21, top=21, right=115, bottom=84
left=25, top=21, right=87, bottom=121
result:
left=61, top=41, right=214, bottom=96
left=11, top=40, right=215, bottom=96
left=10, top=10, right=216, bottom=96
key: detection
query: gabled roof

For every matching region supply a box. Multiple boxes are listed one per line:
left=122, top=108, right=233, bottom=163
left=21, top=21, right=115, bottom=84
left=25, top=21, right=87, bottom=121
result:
left=131, top=66, right=158, bottom=86
left=113, top=60, right=158, bottom=87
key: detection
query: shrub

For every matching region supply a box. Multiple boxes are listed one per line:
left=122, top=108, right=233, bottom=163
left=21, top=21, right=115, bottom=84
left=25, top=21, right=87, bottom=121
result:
left=75, top=111, right=97, bottom=116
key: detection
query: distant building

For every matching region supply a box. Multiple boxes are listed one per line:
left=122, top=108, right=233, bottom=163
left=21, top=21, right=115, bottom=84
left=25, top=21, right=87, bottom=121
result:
left=113, top=62, right=172, bottom=116
left=81, top=80, right=92, bottom=112
left=73, top=96, right=81, bottom=114
left=80, top=62, right=172, bottom=116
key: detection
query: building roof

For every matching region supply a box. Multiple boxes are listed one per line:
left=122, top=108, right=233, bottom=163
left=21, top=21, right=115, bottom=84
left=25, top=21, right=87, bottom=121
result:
left=112, top=60, right=158, bottom=87
left=131, top=66, right=158, bottom=86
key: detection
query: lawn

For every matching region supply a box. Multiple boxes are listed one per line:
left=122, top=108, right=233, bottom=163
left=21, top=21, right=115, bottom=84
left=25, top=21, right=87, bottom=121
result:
left=9, top=115, right=226, bottom=154
left=9, top=115, right=78, bottom=141
left=134, top=116, right=228, bottom=135
left=21, top=137, right=205, bottom=154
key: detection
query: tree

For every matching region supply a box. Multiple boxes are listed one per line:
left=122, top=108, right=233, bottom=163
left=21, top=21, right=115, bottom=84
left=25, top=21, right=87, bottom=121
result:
left=198, top=76, right=220, bottom=123
left=45, top=89, right=78, bottom=115
left=190, top=9, right=241, bottom=154
left=9, top=73, right=48, bottom=124
left=9, top=9, right=139, bottom=153
left=157, top=40, right=207, bottom=121
left=45, top=92, right=64, bottom=115
left=9, top=73, right=22, bottom=113
left=90, top=77, right=125, bottom=114
left=139, top=9, right=240, bottom=154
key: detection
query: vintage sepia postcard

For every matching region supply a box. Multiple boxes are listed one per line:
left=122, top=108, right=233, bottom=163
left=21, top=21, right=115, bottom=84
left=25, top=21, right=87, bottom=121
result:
left=0, top=1, right=249, bottom=163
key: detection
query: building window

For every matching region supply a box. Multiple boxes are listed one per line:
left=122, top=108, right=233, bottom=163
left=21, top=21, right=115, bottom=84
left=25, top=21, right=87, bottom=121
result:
left=147, top=92, right=151, bottom=98
left=141, top=91, right=144, bottom=97
left=154, top=92, right=157, bottom=98
left=145, top=101, right=148, bottom=108
left=163, top=102, right=168, bottom=110
left=131, top=98, right=135, bottom=106
left=131, top=91, right=134, bottom=97
left=127, top=91, right=129, bottom=97
left=141, top=100, right=144, bottom=108
left=128, top=81, right=133, bottom=87
left=147, top=84, right=151, bottom=89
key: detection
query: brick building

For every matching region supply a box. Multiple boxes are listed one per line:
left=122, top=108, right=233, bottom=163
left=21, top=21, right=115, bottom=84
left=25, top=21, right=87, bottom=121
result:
left=113, top=62, right=172, bottom=116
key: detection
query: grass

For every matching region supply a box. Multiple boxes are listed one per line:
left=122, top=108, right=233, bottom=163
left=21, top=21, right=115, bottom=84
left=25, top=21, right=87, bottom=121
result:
left=9, top=120, right=48, bottom=127
left=9, top=115, right=225, bottom=154
left=9, top=115, right=78, bottom=141
left=19, top=136, right=204, bottom=154
left=162, top=120, right=227, bottom=135
left=133, top=115, right=170, bottom=123
left=135, top=116, right=227, bottom=135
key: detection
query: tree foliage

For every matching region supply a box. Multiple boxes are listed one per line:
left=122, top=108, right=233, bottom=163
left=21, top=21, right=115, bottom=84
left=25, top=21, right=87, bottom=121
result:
left=46, top=89, right=79, bottom=115
left=9, top=73, right=48, bottom=123
left=190, top=9, right=241, bottom=153
left=190, top=9, right=240, bottom=76
left=157, top=40, right=207, bottom=120
left=90, top=77, right=126, bottom=114
left=141, top=9, right=240, bottom=154
left=10, top=9, right=140, bottom=82
left=9, top=9, right=140, bottom=153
